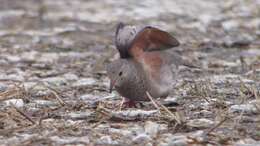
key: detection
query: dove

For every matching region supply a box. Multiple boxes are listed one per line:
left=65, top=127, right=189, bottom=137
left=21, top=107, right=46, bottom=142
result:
left=106, top=22, right=180, bottom=106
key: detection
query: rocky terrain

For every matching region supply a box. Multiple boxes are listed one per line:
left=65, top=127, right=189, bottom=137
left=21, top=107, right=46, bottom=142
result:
left=0, top=0, right=259, bottom=145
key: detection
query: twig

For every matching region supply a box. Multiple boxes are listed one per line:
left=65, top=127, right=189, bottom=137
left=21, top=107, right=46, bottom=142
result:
left=40, top=82, right=66, bottom=106
left=12, top=105, right=35, bottom=125
left=0, top=124, right=37, bottom=136
left=146, top=91, right=160, bottom=111
left=146, top=91, right=182, bottom=124
left=91, top=117, right=107, bottom=128
left=0, top=86, right=23, bottom=101
left=159, top=101, right=182, bottom=124
left=0, top=79, right=23, bottom=83
left=91, top=105, right=112, bottom=128
left=117, top=97, right=124, bottom=111
left=205, top=116, right=228, bottom=135
left=201, top=96, right=211, bottom=103
left=49, top=90, right=66, bottom=106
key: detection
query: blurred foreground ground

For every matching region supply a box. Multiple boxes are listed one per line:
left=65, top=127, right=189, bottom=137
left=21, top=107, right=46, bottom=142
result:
left=0, top=0, right=259, bottom=145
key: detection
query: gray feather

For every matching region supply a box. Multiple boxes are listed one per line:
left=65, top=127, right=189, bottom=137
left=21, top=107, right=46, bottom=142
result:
left=115, top=22, right=143, bottom=58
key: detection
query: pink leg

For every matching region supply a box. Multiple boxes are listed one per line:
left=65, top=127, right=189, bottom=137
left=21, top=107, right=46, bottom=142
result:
left=119, top=97, right=137, bottom=110
left=123, top=98, right=137, bottom=108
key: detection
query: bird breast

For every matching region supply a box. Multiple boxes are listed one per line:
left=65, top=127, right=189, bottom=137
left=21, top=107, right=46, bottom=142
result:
left=115, top=60, right=149, bottom=101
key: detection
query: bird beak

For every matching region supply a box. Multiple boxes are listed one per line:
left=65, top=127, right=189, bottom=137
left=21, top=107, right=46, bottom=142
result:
left=109, top=79, right=116, bottom=93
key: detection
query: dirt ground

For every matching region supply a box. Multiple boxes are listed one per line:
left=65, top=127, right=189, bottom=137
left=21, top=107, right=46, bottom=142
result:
left=0, top=0, right=259, bottom=145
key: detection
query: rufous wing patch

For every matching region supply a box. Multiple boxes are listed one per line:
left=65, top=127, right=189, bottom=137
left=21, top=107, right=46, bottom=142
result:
left=129, top=26, right=180, bottom=57
left=142, top=52, right=163, bottom=82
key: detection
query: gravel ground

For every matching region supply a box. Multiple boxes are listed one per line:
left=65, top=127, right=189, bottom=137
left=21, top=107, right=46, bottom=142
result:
left=0, top=0, right=259, bottom=145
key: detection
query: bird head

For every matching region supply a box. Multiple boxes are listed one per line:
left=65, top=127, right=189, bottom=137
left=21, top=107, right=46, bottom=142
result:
left=106, top=59, right=132, bottom=93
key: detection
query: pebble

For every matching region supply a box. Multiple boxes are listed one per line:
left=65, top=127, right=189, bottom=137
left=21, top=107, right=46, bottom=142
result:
left=187, top=118, right=214, bottom=128
left=230, top=103, right=258, bottom=114
left=50, top=136, right=90, bottom=144
left=235, top=138, right=260, bottom=146
left=164, top=96, right=180, bottom=106
left=23, top=82, right=38, bottom=90
left=4, top=55, right=21, bottom=63
left=132, top=133, right=152, bottom=144
left=222, top=20, right=239, bottom=31
left=113, top=109, right=158, bottom=120
left=159, top=134, right=189, bottom=146
left=62, top=73, right=79, bottom=81
left=72, top=78, right=96, bottom=87
left=4, top=99, right=24, bottom=108
left=241, top=49, right=260, bottom=57
left=20, top=51, right=38, bottom=62
left=109, top=128, right=133, bottom=137
left=79, top=94, right=117, bottom=107
left=42, top=77, right=67, bottom=86
left=96, top=135, right=118, bottom=145
left=0, top=83, right=7, bottom=92
left=144, top=121, right=161, bottom=138
left=223, top=34, right=253, bottom=48
left=38, top=53, right=59, bottom=63
left=34, top=99, right=57, bottom=107
left=65, top=111, right=92, bottom=120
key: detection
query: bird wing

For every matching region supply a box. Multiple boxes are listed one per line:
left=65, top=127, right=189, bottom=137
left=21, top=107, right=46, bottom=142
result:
left=128, top=27, right=179, bottom=87
left=115, top=23, right=180, bottom=59
left=115, top=22, right=143, bottom=58
left=128, top=26, right=180, bottom=59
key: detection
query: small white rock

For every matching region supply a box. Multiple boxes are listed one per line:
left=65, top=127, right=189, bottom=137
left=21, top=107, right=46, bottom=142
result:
left=114, top=109, right=158, bottom=119
left=39, top=53, right=59, bottom=63
left=42, top=77, right=67, bottom=86
left=187, top=118, right=214, bottom=128
left=50, top=136, right=90, bottom=144
left=144, top=121, right=160, bottom=138
left=133, top=133, right=152, bottom=144
left=109, top=128, right=133, bottom=137
left=97, top=135, right=118, bottom=145
left=72, top=78, right=96, bottom=87
left=222, top=20, right=239, bottom=31
left=235, top=138, right=260, bottom=146
left=230, top=104, right=258, bottom=114
left=159, top=134, right=188, bottom=146
left=4, top=55, right=21, bottom=63
left=0, top=83, right=7, bottom=91
left=23, top=82, right=38, bottom=90
left=79, top=94, right=101, bottom=102
left=4, top=99, right=24, bottom=108
left=21, top=51, right=38, bottom=62
left=66, top=111, right=92, bottom=119
left=63, top=73, right=78, bottom=81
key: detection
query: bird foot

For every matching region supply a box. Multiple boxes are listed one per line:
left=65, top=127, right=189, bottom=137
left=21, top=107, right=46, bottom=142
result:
left=118, top=97, right=138, bottom=110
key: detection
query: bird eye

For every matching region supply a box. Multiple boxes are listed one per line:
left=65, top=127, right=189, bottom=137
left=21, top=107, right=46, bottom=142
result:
left=119, top=71, right=123, bottom=76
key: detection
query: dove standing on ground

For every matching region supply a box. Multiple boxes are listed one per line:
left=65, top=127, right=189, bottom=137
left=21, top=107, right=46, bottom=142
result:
left=106, top=22, right=180, bottom=106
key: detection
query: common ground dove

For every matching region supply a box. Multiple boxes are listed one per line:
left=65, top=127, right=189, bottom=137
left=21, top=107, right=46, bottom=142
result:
left=106, top=22, right=180, bottom=105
